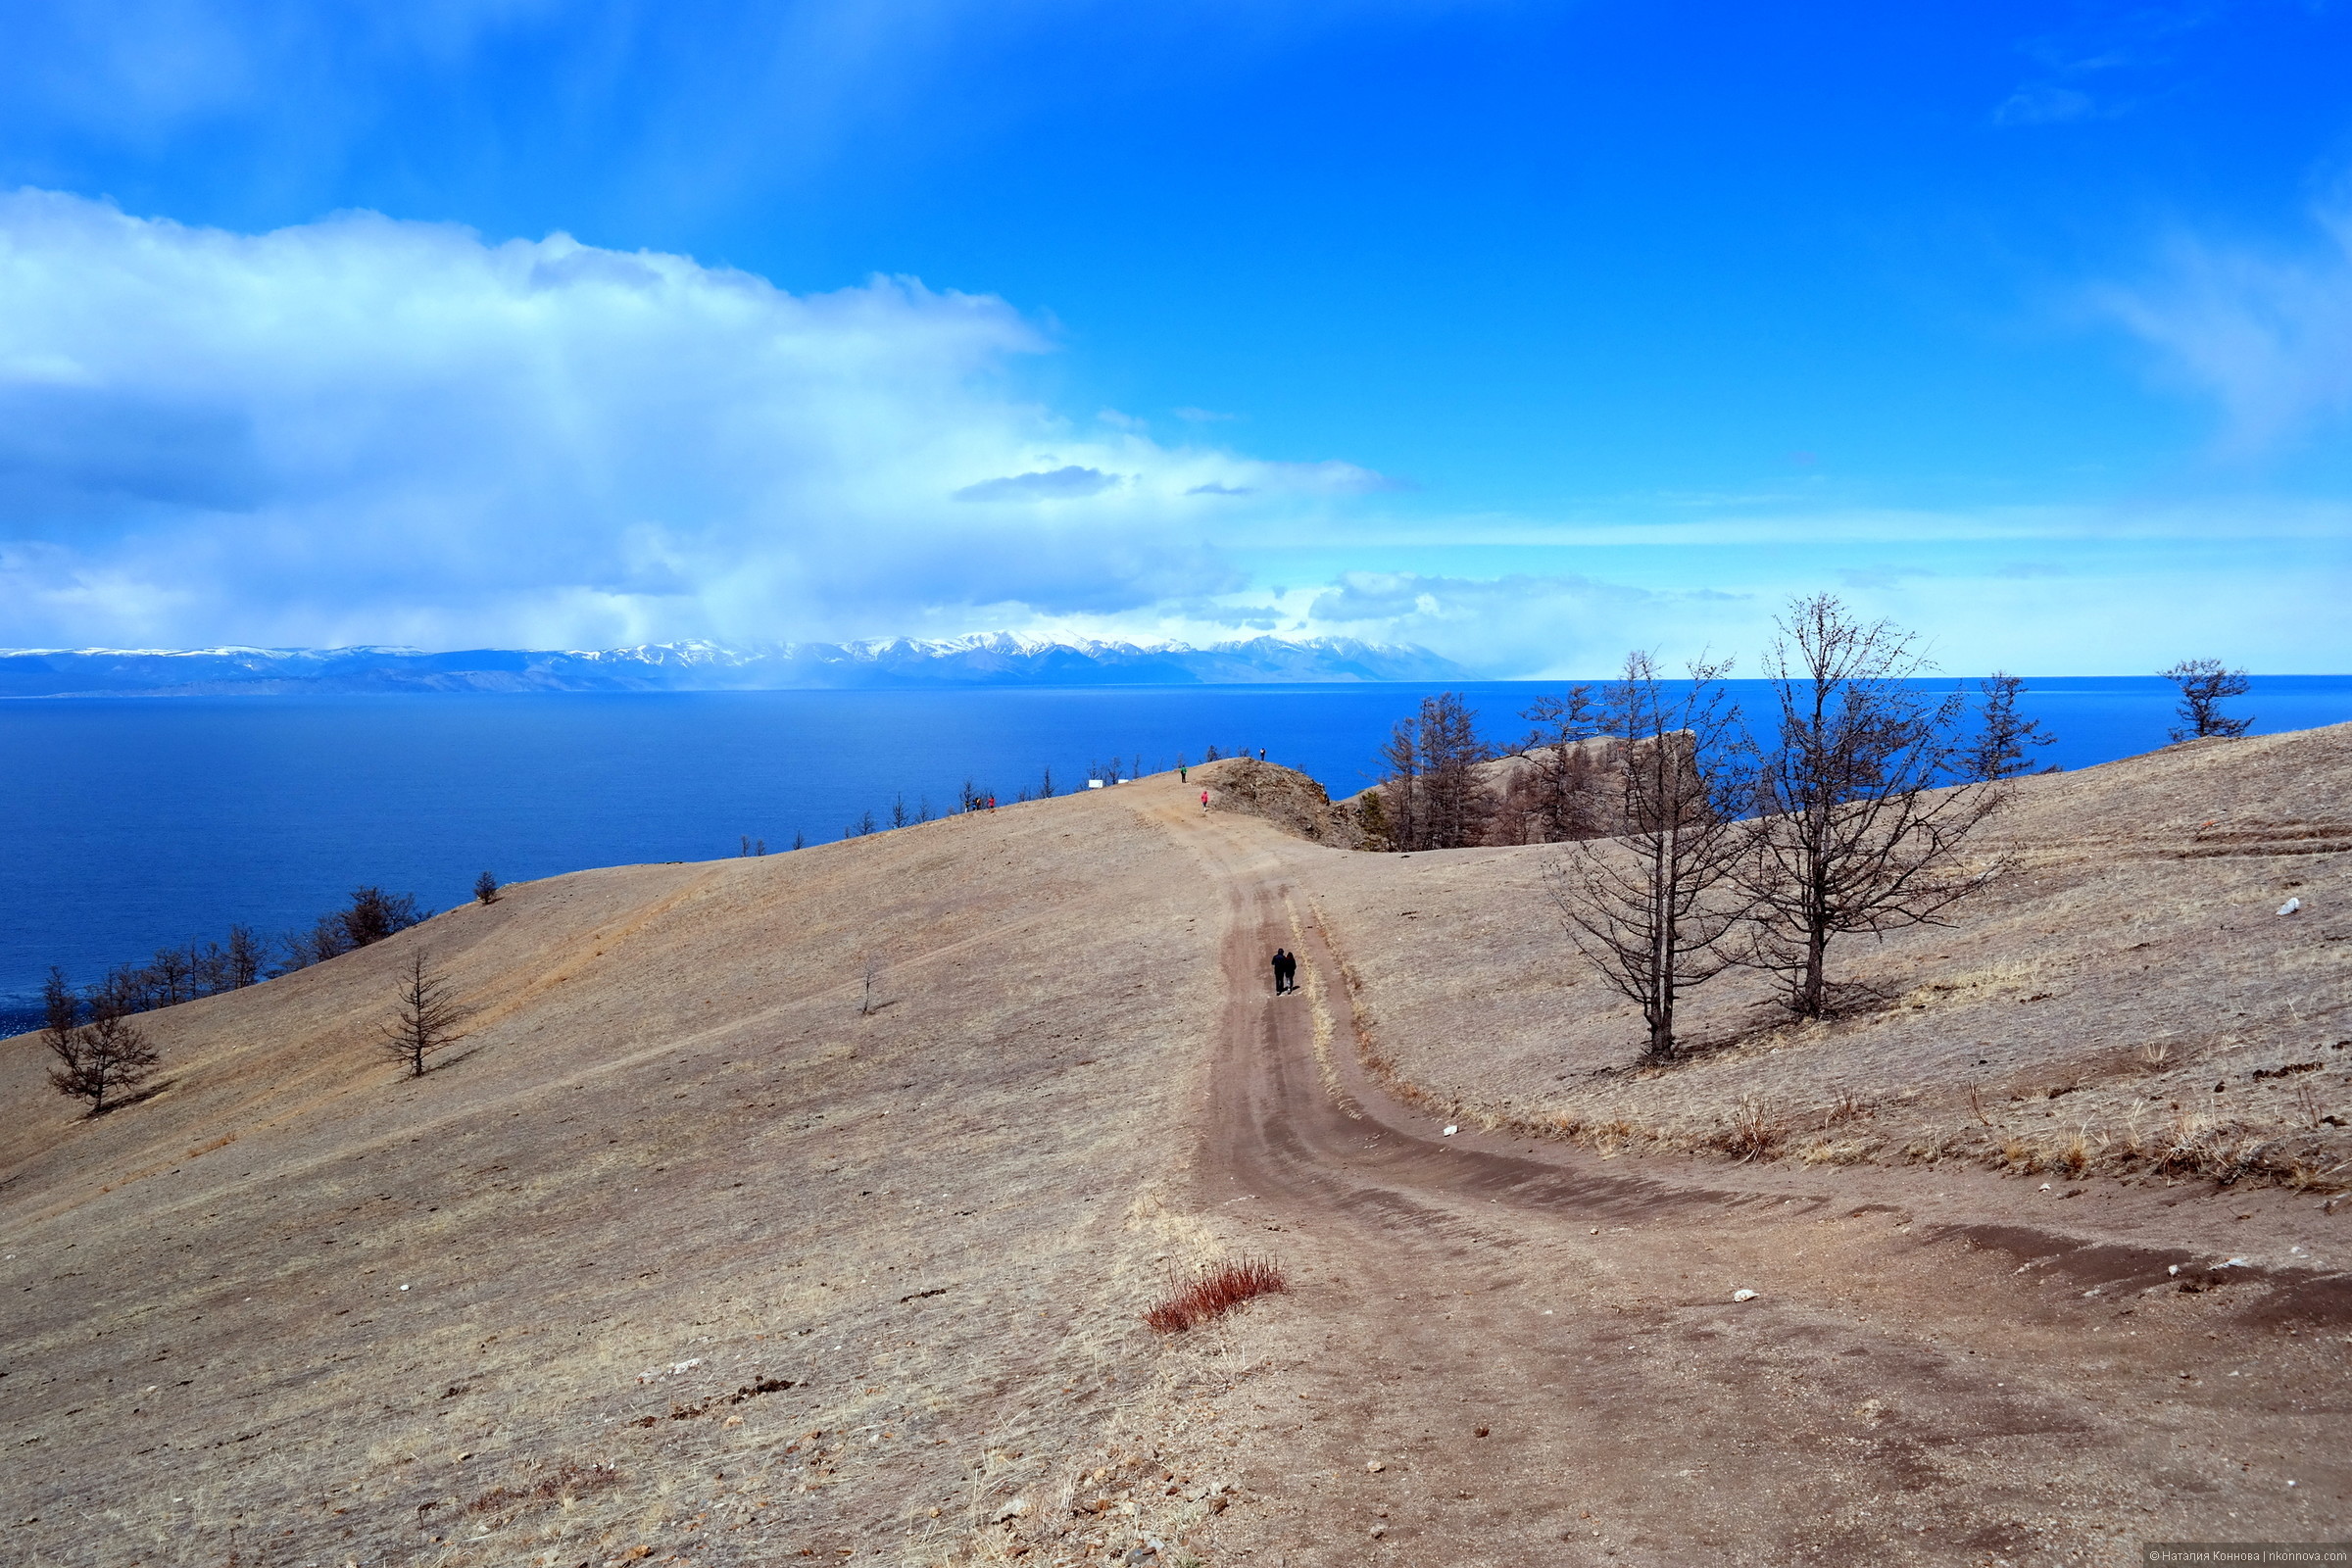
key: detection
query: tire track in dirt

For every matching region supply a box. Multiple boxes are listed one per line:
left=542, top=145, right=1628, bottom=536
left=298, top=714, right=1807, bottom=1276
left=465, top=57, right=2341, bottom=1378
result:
left=1133, top=788, right=2351, bottom=1566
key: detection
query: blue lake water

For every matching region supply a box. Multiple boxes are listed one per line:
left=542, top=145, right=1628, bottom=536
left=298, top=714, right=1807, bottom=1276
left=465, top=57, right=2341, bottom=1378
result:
left=4, top=675, right=2349, bottom=1026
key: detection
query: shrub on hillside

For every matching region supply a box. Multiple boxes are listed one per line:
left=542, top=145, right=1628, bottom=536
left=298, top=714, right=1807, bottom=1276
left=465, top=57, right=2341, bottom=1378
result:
left=1144, top=1256, right=1289, bottom=1333
left=43, top=970, right=160, bottom=1115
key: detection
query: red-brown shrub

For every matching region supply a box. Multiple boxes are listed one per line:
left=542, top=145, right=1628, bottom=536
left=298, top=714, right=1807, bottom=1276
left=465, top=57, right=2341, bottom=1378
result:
left=1144, top=1255, right=1289, bottom=1333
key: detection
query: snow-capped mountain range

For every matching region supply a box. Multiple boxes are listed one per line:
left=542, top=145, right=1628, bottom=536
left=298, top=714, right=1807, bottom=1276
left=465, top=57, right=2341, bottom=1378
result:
left=0, top=634, right=1464, bottom=697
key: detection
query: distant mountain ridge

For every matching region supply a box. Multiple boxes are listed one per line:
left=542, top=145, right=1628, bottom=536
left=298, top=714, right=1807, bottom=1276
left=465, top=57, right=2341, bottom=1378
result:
left=0, top=634, right=1464, bottom=697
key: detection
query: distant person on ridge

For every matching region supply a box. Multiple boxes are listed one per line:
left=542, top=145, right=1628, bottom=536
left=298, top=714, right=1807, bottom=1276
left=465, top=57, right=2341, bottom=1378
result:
left=1258, top=748, right=1266, bottom=761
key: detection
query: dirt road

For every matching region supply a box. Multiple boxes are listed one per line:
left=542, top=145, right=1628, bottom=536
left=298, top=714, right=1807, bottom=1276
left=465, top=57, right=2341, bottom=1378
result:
left=1140, top=787, right=2350, bottom=1567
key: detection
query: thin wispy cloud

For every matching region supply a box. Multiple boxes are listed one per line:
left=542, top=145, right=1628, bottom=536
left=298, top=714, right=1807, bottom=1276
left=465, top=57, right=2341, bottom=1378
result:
left=953, top=466, right=1123, bottom=501
left=2095, top=200, right=2352, bottom=458
left=1991, top=83, right=2097, bottom=126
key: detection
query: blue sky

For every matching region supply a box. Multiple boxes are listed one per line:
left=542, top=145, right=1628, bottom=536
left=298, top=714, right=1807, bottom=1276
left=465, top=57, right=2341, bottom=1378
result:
left=1, top=0, right=2347, bottom=674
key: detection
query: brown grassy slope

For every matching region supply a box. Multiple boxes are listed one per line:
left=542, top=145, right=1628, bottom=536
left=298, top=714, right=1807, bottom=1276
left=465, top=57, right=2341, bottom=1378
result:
left=1290, top=724, right=2352, bottom=1183
left=0, top=788, right=1228, bottom=1566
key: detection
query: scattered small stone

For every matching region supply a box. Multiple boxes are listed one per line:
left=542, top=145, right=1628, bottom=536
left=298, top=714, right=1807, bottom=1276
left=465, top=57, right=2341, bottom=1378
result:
left=2278, top=898, right=2301, bottom=916
left=1474, top=1427, right=1489, bottom=1438
left=1732, top=1289, right=1758, bottom=1303
left=1442, top=1126, right=1457, bottom=1137
left=1370, top=1524, right=1387, bottom=1538
left=1365, top=1460, right=1385, bottom=1473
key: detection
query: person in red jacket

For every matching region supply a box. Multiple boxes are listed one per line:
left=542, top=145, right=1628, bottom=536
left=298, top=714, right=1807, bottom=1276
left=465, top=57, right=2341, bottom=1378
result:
left=1200, top=789, right=1209, bottom=810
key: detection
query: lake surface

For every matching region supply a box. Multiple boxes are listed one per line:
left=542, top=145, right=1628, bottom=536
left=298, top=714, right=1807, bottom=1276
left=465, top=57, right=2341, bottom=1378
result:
left=5, top=675, right=2349, bottom=1026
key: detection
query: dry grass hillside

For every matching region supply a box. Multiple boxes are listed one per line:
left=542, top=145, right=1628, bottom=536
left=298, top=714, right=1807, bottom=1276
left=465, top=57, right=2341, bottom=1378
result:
left=0, top=789, right=1242, bottom=1565
left=1292, top=724, right=2352, bottom=1187
left=5, top=732, right=2349, bottom=1568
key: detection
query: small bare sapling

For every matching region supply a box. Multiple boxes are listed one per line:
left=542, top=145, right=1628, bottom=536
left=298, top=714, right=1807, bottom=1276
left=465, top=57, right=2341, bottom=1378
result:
left=379, top=950, right=470, bottom=1078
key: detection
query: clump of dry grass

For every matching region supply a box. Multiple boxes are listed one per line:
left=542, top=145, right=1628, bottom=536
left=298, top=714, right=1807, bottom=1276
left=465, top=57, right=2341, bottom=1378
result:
left=1144, top=1257, right=1289, bottom=1334
left=1708, top=1100, right=1785, bottom=1161
left=466, top=1460, right=622, bottom=1514
left=2051, top=1122, right=2096, bottom=1177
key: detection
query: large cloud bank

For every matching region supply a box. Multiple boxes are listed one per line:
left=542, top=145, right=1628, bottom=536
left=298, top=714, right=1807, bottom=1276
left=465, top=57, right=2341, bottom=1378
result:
left=4, top=189, right=2343, bottom=676
left=0, top=189, right=1370, bottom=650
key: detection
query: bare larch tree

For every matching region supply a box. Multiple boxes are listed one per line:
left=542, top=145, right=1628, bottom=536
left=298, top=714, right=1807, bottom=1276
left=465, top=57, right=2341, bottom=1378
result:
left=1417, top=692, right=1489, bottom=849
left=1505, top=685, right=1613, bottom=844
left=1959, top=671, right=2057, bottom=781
left=1742, top=595, right=2003, bottom=1019
left=379, top=950, right=469, bottom=1078
left=1542, top=653, right=1750, bottom=1060
left=1377, top=692, right=1490, bottom=850
left=1375, top=715, right=1421, bottom=851
left=2160, top=659, right=2253, bottom=740
left=44, top=970, right=160, bottom=1114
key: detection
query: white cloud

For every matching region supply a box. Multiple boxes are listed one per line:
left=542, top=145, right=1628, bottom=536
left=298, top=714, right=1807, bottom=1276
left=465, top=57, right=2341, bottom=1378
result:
left=4, top=191, right=2340, bottom=675
left=1992, top=83, right=2096, bottom=126
left=0, top=189, right=1369, bottom=648
left=2095, top=201, right=2352, bottom=456
left=1295, top=569, right=1680, bottom=675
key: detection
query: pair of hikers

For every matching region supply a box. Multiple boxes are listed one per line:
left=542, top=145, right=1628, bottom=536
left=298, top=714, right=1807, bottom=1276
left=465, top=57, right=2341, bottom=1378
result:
left=1270, top=948, right=1298, bottom=995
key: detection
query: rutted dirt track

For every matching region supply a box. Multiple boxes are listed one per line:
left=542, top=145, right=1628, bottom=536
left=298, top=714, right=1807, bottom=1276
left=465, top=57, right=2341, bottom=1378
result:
left=1146, top=790, right=2351, bottom=1566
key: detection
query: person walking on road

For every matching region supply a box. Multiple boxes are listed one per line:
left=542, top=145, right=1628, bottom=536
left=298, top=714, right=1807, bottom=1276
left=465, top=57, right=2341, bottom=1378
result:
left=1200, top=789, right=1210, bottom=810
left=1271, top=948, right=1292, bottom=996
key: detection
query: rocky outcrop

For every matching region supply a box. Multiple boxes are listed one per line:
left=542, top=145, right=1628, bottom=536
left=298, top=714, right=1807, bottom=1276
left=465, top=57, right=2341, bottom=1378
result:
left=1200, top=758, right=1385, bottom=850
